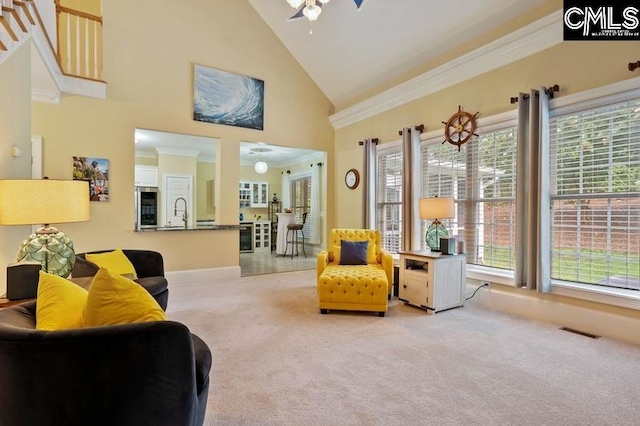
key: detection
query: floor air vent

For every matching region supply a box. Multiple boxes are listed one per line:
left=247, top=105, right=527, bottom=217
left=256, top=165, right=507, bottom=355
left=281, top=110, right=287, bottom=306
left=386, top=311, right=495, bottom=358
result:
left=560, top=327, right=600, bottom=339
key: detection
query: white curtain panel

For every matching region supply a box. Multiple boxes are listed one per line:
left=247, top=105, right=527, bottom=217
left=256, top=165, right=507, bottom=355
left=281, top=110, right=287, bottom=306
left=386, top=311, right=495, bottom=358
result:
left=410, top=129, right=422, bottom=250
left=401, top=127, right=422, bottom=251
left=536, top=87, right=552, bottom=293
left=310, top=163, right=321, bottom=245
left=362, top=138, right=377, bottom=229
left=281, top=172, right=291, bottom=210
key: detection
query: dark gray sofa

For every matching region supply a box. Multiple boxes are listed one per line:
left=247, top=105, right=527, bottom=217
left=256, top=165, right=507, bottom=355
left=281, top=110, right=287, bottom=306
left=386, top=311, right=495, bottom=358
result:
left=72, top=249, right=169, bottom=310
left=0, top=302, right=212, bottom=425
left=0, top=249, right=211, bottom=425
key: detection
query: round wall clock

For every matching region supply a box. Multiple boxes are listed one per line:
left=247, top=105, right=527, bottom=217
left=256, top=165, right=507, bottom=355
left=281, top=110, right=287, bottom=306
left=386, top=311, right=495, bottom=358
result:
left=345, top=168, right=360, bottom=190
left=442, top=105, right=480, bottom=151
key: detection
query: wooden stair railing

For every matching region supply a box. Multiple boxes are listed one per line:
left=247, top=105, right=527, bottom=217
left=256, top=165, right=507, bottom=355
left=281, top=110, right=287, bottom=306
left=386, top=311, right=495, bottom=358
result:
left=55, top=0, right=103, bottom=82
left=0, top=0, right=20, bottom=46
left=0, top=0, right=104, bottom=82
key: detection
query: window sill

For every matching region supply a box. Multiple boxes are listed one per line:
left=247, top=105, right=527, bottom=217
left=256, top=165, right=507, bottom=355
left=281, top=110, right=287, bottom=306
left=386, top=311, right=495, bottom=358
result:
left=466, top=265, right=514, bottom=286
left=552, top=280, right=640, bottom=311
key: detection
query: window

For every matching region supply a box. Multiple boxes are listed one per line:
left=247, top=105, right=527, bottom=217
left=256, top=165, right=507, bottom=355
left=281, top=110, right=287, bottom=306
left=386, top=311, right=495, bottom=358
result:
left=376, top=148, right=402, bottom=254
left=421, top=126, right=517, bottom=271
left=291, top=176, right=311, bottom=240
left=549, top=99, right=640, bottom=290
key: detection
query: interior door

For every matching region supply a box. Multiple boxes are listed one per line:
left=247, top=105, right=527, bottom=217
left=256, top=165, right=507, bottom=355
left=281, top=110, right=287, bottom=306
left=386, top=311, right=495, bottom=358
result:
left=164, top=175, right=193, bottom=227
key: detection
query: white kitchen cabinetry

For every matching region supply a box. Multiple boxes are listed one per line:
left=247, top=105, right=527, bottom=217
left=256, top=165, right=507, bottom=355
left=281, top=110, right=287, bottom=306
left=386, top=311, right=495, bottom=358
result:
left=239, top=182, right=251, bottom=208
left=253, top=220, right=271, bottom=251
left=134, top=165, right=158, bottom=187
left=251, top=182, right=269, bottom=208
left=398, top=251, right=466, bottom=315
left=239, top=181, right=269, bottom=208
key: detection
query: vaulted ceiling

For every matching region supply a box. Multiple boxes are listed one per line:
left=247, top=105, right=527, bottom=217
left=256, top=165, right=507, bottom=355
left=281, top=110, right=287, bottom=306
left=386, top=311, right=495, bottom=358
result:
left=248, top=0, right=548, bottom=107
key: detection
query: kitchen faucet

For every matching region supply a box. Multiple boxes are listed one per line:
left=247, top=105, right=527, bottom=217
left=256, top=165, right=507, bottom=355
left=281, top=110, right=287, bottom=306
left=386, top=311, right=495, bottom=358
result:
left=174, top=197, right=188, bottom=228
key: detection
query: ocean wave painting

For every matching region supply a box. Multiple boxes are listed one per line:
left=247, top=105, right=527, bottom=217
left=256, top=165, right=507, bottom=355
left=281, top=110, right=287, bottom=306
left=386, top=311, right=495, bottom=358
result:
left=193, top=65, right=264, bottom=131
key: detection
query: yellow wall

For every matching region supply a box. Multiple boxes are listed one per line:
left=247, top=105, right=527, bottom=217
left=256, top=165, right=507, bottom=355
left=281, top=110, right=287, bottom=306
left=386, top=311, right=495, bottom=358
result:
left=196, top=161, right=215, bottom=221
left=29, top=0, right=334, bottom=273
left=134, top=156, right=157, bottom=166
left=60, top=0, right=101, bottom=16
left=0, top=44, right=33, bottom=294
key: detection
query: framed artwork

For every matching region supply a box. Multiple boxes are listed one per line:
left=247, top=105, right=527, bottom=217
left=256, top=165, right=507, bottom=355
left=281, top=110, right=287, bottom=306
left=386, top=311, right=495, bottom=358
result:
left=73, top=157, right=109, bottom=202
left=193, top=64, right=264, bottom=131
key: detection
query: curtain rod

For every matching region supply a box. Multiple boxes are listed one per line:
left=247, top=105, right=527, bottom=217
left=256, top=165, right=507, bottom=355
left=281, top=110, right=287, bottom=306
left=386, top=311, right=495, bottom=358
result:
left=510, top=85, right=559, bottom=104
left=397, top=124, right=424, bottom=136
left=358, top=138, right=379, bottom=146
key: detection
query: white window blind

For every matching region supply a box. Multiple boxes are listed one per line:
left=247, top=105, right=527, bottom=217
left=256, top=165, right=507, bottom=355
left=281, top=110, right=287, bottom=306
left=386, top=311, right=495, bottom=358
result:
left=291, top=176, right=311, bottom=240
left=422, top=127, right=517, bottom=271
left=549, top=99, right=640, bottom=290
left=376, top=149, right=403, bottom=254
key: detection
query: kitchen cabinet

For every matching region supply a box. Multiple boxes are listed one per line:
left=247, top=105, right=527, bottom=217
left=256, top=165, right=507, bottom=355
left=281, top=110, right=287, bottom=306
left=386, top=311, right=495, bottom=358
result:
left=134, top=165, right=158, bottom=187
left=239, top=182, right=251, bottom=208
left=253, top=220, right=271, bottom=251
left=251, top=182, right=269, bottom=207
left=239, top=181, right=269, bottom=208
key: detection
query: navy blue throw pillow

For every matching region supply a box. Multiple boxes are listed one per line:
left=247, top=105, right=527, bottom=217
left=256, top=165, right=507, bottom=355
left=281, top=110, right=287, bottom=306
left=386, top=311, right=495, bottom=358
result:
left=339, top=240, right=368, bottom=265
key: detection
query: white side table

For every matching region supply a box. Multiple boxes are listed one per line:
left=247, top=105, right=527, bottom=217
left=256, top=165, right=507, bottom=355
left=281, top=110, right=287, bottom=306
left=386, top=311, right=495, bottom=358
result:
left=275, top=213, right=295, bottom=255
left=398, top=250, right=466, bottom=314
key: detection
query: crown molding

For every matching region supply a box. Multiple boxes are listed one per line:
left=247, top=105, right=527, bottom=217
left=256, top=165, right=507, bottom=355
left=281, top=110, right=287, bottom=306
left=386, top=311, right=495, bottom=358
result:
left=155, top=147, right=200, bottom=157
left=329, top=10, right=564, bottom=130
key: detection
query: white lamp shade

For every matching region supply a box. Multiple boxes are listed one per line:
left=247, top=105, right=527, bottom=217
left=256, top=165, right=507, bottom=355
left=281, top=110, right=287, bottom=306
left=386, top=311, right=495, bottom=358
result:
left=254, top=161, right=268, bottom=174
left=419, top=197, right=455, bottom=219
left=303, top=4, right=322, bottom=20
left=287, top=0, right=305, bottom=8
left=0, top=179, right=90, bottom=225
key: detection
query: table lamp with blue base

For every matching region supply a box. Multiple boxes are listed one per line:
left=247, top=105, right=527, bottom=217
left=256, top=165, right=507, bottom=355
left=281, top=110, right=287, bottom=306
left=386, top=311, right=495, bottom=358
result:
left=419, top=196, right=455, bottom=251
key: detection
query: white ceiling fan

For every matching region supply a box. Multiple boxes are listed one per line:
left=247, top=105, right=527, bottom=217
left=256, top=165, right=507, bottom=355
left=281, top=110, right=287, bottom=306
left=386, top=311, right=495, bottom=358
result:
left=286, top=0, right=368, bottom=22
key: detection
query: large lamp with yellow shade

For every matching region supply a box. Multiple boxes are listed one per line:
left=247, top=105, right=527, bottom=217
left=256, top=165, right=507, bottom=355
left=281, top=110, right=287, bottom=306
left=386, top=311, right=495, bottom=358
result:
left=0, top=179, right=90, bottom=278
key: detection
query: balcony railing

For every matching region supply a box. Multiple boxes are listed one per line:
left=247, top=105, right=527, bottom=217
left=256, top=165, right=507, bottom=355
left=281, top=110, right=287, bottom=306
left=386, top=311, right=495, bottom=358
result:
left=55, top=1, right=102, bottom=81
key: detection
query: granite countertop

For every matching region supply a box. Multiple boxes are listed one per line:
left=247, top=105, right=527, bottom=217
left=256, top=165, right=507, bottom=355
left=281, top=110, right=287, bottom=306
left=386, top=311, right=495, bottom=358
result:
left=135, top=224, right=241, bottom=232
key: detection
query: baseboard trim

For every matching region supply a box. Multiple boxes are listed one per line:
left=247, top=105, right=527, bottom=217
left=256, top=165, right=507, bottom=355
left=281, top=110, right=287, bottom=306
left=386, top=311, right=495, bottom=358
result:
left=466, top=283, right=640, bottom=346
left=166, top=266, right=241, bottom=285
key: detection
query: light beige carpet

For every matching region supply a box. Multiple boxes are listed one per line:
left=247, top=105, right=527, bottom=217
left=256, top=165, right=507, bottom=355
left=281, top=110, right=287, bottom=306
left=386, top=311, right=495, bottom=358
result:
left=167, top=270, right=640, bottom=426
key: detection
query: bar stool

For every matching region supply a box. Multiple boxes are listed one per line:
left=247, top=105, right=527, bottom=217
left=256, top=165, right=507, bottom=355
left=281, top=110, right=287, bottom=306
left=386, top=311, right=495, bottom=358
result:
left=284, top=212, right=307, bottom=258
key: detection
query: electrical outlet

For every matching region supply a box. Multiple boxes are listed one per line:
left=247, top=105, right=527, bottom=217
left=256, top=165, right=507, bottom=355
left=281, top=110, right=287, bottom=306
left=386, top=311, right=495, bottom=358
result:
left=482, top=281, right=491, bottom=288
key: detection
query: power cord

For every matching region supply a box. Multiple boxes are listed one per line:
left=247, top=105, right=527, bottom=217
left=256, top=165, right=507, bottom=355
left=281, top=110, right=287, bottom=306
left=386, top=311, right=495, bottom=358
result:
left=465, top=283, right=489, bottom=301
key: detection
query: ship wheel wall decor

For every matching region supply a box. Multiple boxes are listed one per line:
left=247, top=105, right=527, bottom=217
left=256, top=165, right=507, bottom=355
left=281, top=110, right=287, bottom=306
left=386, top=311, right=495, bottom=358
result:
left=442, top=105, right=479, bottom=151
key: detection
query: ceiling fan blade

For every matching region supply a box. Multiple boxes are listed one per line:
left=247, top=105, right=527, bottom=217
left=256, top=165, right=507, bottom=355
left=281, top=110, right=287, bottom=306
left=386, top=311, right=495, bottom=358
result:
left=287, top=1, right=325, bottom=21
left=353, top=0, right=368, bottom=10
left=287, top=6, right=305, bottom=21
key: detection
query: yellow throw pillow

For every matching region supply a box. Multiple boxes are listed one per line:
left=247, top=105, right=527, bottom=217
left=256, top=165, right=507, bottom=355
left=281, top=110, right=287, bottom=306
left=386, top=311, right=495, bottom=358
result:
left=36, top=271, right=88, bottom=331
left=85, top=249, right=137, bottom=279
left=333, top=245, right=341, bottom=263
left=84, top=267, right=165, bottom=327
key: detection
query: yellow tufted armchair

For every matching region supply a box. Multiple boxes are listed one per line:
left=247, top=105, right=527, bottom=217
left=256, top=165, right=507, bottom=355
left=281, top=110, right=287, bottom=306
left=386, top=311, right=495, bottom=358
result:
left=317, top=229, right=393, bottom=317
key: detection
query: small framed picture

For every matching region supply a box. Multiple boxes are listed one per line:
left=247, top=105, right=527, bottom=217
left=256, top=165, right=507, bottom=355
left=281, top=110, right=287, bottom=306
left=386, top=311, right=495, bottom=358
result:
left=73, top=156, right=109, bottom=202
